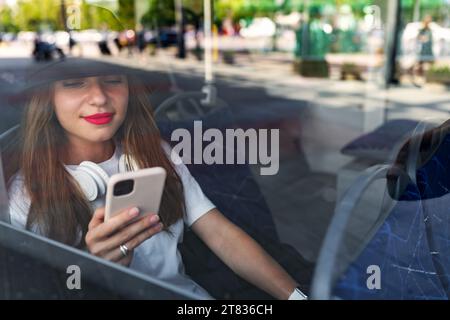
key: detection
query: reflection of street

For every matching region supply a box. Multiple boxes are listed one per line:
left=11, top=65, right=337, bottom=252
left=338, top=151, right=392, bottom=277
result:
left=0, top=41, right=32, bottom=58
left=93, top=44, right=450, bottom=115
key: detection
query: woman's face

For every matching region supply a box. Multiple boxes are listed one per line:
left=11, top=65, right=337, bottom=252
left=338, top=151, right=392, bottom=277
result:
left=53, top=75, right=129, bottom=145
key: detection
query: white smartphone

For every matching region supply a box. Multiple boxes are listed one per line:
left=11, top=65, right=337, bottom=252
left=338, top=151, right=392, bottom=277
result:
left=104, top=167, right=166, bottom=221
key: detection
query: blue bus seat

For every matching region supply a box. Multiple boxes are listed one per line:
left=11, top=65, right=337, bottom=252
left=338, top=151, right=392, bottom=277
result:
left=332, top=133, right=450, bottom=299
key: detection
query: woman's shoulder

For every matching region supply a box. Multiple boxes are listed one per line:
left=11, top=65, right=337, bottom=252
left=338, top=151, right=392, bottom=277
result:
left=160, top=140, right=172, bottom=155
left=7, top=171, right=31, bottom=228
left=8, top=171, right=29, bottom=204
left=160, top=140, right=190, bottom=176
left=8, top=171, right=26, bottom=194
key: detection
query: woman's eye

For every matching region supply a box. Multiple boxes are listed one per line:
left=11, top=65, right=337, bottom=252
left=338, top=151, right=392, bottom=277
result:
left=103, top=78, right=124, bottom=85
left=62, top=81, right=85, bottom=88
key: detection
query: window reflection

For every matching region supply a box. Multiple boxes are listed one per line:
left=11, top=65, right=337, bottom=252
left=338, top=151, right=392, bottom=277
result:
left=0, top=0, right=449, bottom=300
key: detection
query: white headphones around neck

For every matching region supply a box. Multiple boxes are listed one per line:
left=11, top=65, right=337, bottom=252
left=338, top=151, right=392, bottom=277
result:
left=66, top=154, right=140, bottom=202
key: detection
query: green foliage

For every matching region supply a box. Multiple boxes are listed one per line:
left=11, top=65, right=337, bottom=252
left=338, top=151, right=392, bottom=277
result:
left=426, top=65, right=450, bottom=84
left=117, top=0, right=135, bottom=29
left=6, top=0, right=124, bottom=32
left=0, top=7, right=19, bottom=33
left=5, top=0, right=446, bottom=34
left=15, top=0, right=63, bottom=31
left=215, top=0, right=252, bottom=22
left=80, top=1, right=123, bottom=31
left=141, top=0, right=175, bottom=28
left=427, top=65, right=450, bottom=76
left=141, top=0, right=203, bottom=29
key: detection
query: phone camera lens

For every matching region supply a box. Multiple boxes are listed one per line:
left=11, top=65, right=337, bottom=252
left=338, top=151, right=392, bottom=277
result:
left=113, top=179, right=135, bottom=196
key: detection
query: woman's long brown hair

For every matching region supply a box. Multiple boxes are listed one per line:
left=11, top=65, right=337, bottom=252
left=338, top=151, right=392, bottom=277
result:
left=8, top=75, right=185, bottom=247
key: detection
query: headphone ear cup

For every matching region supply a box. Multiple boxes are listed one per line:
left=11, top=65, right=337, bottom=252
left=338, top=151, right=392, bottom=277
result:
left=79, top=161, right=109, bottom=198
left=68, top=167, right=99, bottom=201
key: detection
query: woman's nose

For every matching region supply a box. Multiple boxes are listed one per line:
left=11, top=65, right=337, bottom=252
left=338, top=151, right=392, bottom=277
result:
left=87, top=81, right=107, bottom=106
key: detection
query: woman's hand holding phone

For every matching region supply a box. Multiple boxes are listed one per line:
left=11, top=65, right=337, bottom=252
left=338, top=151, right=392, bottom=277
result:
left=85, top=206, right=163, bottom=266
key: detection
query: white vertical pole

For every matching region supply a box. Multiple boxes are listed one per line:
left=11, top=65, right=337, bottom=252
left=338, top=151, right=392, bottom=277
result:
left=413, top=0, right=421, bottom=22
left=135, top=0, right=150, bottom=30
left=204, top=0, right=213, bottom=84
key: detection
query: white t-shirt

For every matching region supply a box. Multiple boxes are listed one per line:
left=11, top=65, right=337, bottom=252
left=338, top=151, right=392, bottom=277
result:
left=8, top=143, right=216, bottom=299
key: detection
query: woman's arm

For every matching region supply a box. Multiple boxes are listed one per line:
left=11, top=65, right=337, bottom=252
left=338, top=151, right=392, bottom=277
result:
left=191, top=208, right=299, bottom=300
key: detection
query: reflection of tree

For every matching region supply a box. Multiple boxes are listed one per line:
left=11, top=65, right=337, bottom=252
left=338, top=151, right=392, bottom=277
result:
left=117, top=0, right=134, bottom=29
left=140, top=0, right=176, bottom=28
left=80, top=2, right=123, bottom=30
left=140, top=0, right=202, bottom=28
left=10, top=0, right=123, bottom=31
left=15, top=0, right=62, bottom=31
left=0, top=6, right=19, bottom=33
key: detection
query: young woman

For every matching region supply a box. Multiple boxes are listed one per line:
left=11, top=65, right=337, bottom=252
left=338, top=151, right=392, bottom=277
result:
left=6, top=59, right=306, bottom=300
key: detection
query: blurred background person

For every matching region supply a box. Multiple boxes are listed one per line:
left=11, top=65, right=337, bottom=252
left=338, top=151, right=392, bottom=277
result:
left=416, top=15, right=435, bottom=77
left=136, top=23, right=147, bottom=54
left=98, top=23, right=112, bottom=56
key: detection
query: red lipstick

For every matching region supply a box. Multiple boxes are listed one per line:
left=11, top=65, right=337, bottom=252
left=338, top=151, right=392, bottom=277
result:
left=83, top=113, right=114, bottom=125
